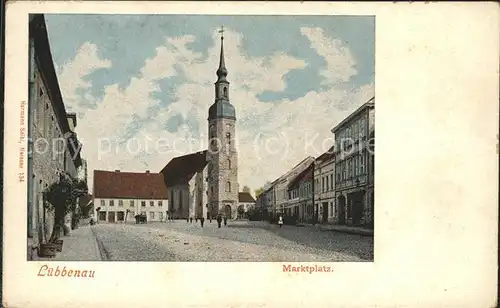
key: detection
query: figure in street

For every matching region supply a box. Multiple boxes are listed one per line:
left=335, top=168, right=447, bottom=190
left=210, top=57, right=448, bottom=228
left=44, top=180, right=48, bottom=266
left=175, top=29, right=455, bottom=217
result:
left=216, top=214, right=222, bottom=228
left=200, top=217, right=205, bottom=227
left=223, top=216, right=228, bottom=226
left=278, top=215, right=283, bottom=228
left=190, top=217, right=193, bottom=223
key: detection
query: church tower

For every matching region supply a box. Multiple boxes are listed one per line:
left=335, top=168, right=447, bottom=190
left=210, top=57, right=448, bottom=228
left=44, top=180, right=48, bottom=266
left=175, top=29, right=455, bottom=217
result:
left=207, top=27, right=239, bottom=219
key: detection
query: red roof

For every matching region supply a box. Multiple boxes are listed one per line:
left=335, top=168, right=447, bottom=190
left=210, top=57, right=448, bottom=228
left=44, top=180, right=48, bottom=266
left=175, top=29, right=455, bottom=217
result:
left=160, top=150, right=208, bottom=186
left=238, top=192, right=255, bottom=203
left=93, top=170, right=168, bottom=199
left=287, top=164, right=314, bottom=190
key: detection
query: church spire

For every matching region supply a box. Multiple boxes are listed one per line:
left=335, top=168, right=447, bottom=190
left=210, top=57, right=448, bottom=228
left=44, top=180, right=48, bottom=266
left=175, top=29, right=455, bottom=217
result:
left=216, top=26, right=228, bottom=82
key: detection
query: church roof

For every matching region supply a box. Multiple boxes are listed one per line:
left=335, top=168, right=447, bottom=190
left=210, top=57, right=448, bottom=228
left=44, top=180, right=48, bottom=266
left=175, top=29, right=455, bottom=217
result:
left=208, top=101, right=236, bottom=120
left=160, top=150, right=208, bottom=186
left=93, top=170, right=168, bottom=199
left=239, top=192, right=256, bottom=203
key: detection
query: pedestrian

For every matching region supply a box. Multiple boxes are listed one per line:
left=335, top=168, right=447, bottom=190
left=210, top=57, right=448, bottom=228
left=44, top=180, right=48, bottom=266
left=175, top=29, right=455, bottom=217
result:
left=223, top=216, right=228, bottom=226
left=190, top=217, right=193, bottom=223
left=200, top=217, right=205, bottom=228
left=195, top=217, right=198, bottom=223
left=209, top=214, right=212, bottom=223
left=278, top=215, right=283, bottom=228
left=216, top=214, right=222, bottom=228
left=187, top=217, right=189, bottom=223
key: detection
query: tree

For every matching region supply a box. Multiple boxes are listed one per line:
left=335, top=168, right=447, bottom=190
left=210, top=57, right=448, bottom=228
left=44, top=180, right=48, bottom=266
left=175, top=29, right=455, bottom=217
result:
left=242, top=185, right=251, bottom=193
left=237, top=205, right=245, bottom=218
left=43, top=171, right=88, bottom=242
left=255, top=187, right=264, bottom=198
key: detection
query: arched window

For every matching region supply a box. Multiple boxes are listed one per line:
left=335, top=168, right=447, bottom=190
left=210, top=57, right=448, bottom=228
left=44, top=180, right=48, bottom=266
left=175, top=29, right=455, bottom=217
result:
left=226, top=181, right=231, bottom=192
left=226, top=132, right=231, bottom=146
left=227, top=159, right=231, bottom=169
left=223, top=87, right=228, bottom=98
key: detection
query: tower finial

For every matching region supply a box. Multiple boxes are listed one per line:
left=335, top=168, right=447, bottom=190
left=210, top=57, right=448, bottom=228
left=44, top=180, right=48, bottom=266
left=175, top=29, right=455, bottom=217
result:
left=218, top=25, right=224, bottom=40
left=216, top=25, right=228, bottom=81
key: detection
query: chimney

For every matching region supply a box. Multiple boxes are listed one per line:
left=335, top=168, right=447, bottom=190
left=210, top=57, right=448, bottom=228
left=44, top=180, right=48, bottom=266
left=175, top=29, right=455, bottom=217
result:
left=115, top=170, right=120, bottom=172
left=146, top=170, right=150, bottom=173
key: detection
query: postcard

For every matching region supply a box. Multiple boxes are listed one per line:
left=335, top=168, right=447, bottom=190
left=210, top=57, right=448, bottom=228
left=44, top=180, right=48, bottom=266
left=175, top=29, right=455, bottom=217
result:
left=2, top=1, right=498, bottom=307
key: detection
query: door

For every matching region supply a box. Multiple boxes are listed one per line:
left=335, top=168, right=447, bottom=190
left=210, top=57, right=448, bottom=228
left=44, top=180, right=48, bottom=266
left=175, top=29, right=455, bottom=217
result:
left=108, top=211, right=115, bottom=223
left=225, top=205, right=232, bottom=219
left=322, top=202, right=328, bottom=223
left=337, top=196, right=346, bottom=225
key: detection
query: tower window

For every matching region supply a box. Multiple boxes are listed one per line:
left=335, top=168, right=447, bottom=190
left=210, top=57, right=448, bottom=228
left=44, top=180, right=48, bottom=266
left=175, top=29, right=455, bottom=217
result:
left=226, top=132, right=231, bottom=146
left=226, top=181, right=231, bottom=192
left=223, top=87, right=228, bottom=98
left=227, top=159, right=231, bottom=169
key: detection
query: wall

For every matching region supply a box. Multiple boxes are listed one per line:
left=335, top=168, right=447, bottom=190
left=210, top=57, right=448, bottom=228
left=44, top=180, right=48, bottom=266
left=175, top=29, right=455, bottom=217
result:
left=167, top=184, right=189, bottom=219
left=317, top=158, right=335, bottom=223
left=94, top=197, right=168, bottom=222
left=31, top=64, right=67, bottom=245
left=207, top=118, right=239, bottom=218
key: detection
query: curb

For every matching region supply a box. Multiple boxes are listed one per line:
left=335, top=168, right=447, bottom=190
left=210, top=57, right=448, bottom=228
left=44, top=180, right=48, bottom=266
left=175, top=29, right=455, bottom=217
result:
left=90, top=226, right=110, bottom=261
left=319, top=227, right=374, bottom=237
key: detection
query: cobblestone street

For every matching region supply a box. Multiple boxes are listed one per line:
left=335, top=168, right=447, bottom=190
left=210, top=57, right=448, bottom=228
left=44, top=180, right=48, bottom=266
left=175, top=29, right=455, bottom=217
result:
left=92, top=220, right=373, bottom=262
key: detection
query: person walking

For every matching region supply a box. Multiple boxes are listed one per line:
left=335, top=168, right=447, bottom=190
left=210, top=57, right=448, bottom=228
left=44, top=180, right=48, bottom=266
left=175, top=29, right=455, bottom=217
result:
left=278, top=215, right=284, bottom=228
left=200, top=217, right=205, bottom=228
left=216, top=214, right=222, bottom=228
left=223, top=216, right=228, bottom=227
left=190, top=217, right=193, bottom=223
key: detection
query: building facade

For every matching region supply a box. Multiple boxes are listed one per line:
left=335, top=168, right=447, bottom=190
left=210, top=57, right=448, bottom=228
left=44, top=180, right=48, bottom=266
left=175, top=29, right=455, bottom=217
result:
left=313, top=146, right=335, bottom=224
left=286, top=163, right=314, bottom=222
left=28, top=15, right=84, bottom=259
left=332, top=97, right=375, bottom=228
left=93, top=170, right=169, bottom=223
left=274, top=157, right=315, bottom=216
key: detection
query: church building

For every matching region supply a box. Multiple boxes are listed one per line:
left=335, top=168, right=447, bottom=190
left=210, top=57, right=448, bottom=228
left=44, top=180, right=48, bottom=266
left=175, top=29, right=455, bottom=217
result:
left=160, top=29, right=239, bottom=220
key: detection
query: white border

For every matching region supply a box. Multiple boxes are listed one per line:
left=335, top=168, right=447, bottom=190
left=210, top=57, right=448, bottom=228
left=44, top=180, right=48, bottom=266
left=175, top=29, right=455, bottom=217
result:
left=3, top=2, right=499, bottom=307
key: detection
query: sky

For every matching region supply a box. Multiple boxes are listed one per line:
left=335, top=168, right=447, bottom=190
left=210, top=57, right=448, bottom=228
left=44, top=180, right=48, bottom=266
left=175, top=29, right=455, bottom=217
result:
left=45, top=14, right=375, bottom=194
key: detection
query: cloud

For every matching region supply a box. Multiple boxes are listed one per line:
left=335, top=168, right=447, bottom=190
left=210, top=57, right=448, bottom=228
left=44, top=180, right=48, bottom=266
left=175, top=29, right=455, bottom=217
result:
left=56, top=42, right=112, bottom=115
left=57, top=26, right=373, bottom=192
left=300, top=27, right=357, bottom=85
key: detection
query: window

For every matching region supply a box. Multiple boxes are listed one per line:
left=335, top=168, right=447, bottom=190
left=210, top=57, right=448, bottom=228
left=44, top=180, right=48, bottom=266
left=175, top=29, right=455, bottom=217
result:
left=223, top=87, right=228, bottom=98
left=211, top=186, right=214, bottom=194
left=179, top=191, right=183, bottom=210
left=226, top=181, right=231, bottom=192
left=118, top=200, right=123, bottom=207
left=360, top=118, right=366, bottom=138
left=150, top=201, right=154, bottom=207
left=129, top=200, right=134, bottom=207
left=227, top=159, right=231, bottom=169
left=109, top=200, right=114, bottom=206
left=141, top=201, right=146, bottom=207
left=150, top=212, right=155, bottom=220
left=325, top=177, right=329, bottom=191
left=226, top=133, right=231, bottom=146
left=100, top=200, right=105, bottom=206
left=158, top=201, right=163, bottom=207
left=360, top=154, right=365, bottom=174
left=330, top=174, right=334, bottom=190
